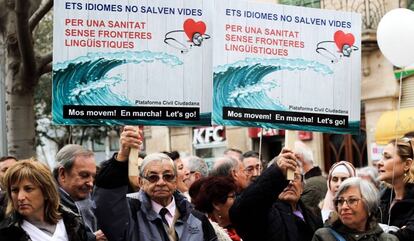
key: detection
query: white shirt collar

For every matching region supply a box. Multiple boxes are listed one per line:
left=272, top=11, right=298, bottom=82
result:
left=151, top=196, right=176, bottom=227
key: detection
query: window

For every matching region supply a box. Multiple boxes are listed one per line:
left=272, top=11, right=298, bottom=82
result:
left=279, top=0, right=320, bottom=8
left=401, top=77, right=414, bottom=108
left=92, top=139, right=106, bottom=152
left=109, top=136, right=120, bottom=151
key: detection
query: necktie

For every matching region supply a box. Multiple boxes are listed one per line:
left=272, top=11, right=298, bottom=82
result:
left=159, top=207, right=169, bottom=227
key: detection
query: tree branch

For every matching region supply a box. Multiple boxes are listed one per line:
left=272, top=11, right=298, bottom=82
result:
left=15, top=0, right=37, bottom=83
left=39, top=63, right=51, bottom=76
left=37, top=129, right=60, bottom=145
left=37, top=52, right=52, bottom=75
left=29, top=0, right=53, bottom=32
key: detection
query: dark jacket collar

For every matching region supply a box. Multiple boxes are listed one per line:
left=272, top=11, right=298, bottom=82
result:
left=58, top=187, right=79, bottom=214
left=304, top=166, right=323, bottom=179
left=331, top=218, right=383, bottom=237
left=380, top=183, right=414, bottom=202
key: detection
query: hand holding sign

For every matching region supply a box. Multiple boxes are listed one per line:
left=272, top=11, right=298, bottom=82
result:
left=116, top=126, right=142, bottom=163
left=275, top=147, right=297, bottom=180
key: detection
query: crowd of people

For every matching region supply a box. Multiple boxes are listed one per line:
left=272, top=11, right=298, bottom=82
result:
left=0, top=125, right=413, bottom=241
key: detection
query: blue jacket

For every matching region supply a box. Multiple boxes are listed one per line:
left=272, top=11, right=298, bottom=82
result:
left=93, top=157, right=217, bottom=241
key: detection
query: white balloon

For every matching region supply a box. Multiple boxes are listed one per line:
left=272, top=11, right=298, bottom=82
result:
left=377, top=8, right=414, bottom=68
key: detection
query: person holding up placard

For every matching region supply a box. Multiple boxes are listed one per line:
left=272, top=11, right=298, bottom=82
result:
left=93, top=126, right=217, bottom=241
left=229, top=148, right=322, bottom=241
left=377, top=137, right=414, bottom=241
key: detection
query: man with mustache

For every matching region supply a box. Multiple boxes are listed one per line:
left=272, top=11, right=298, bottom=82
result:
left=54, top=144, right=106, bottom=241
left=230, top=148, right=323, bottom=241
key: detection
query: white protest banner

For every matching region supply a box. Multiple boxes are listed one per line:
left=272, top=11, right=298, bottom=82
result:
left=53, top=0, right=213, bottom=126
left=212, top=1, right=361, bottom=134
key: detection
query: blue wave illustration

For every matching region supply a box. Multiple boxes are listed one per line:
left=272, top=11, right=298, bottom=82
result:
left=213, top=57, right=359, bottom=134
left=53, top=51, right=211, bottom=126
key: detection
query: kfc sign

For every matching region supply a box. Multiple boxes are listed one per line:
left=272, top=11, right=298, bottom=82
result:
left=248, top=128, right=284, bottom=138
left=193, top=126, right=226, bottom=145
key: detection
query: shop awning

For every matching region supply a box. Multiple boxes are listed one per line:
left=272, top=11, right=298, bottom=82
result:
left=375, top=107, right=414, bottom=144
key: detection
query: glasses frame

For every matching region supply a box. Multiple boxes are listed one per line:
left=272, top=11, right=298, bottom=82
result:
left=244, top=165, right=262, bottom=175
left=334, top=197, right=361, bottom=208
left=143, top=173, right=176, bottom=183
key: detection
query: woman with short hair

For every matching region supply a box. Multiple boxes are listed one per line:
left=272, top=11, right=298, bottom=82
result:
left=190, top=176, right=239, bottom=241
left=0, top=159, right=88, bottom=241
left=312, top=177, right=398, bottom=241
left=321, top=161, right=356, bottom=222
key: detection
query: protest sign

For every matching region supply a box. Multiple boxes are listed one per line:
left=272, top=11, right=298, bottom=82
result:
left=212, top=1, right=361, bottom=134
left=53, top=0, right=213, bottom=126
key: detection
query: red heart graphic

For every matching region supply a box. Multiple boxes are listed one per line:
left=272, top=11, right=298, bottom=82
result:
left=333, top=30, right=355, bottom=51
left=183, top=19, right=206, bottom=41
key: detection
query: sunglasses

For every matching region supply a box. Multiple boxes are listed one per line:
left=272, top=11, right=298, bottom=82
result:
left=399, top=137, right=414, bottom=156
left=143, top=173, right=176, bottom=183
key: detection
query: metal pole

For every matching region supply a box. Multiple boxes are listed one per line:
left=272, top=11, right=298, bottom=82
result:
left=0, top=38, right=8, bottom=156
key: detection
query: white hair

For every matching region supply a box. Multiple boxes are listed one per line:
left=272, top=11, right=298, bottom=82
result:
left=294, top=141, right=314, bottom=165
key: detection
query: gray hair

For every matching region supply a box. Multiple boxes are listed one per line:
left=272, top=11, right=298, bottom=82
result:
left=53, top=144, right=94, bottom=180
left=334, top=177, right=379, bottom=217
left=182, top=156, right=208, bottom=177
left=139, top=153, right=176, bottom=177
left=294, top=142, right=314, bottom=165
left=357, top=166, right=380, bottom=187
left=210, top=156, right=239, bottom=177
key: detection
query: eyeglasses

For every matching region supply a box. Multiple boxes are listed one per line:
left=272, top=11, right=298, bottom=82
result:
left=334, top=197, right=361, bottom=208
left=143, top=173, right=176, bottom=183
left=244, top=165, right=262, bottom=175
left=290, top=173, right=304, bottom=182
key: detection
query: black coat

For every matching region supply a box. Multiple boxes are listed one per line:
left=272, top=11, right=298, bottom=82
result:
left=0, top=191, right=6, bottom=222
left=301, top=167, right=327, bottom=208
left=378, top=183, right=414, bottom=241
left=0, top=205, right=88, bottom=241
left=312, top=219, right=398, bottom=241
left=230, top=164, right=323, bottom=241
left=59, top=188, right=97, bottom=241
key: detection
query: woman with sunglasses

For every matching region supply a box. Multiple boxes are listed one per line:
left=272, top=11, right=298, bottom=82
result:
left=312, top=177, right=398, bottom=241
left=377, top=137, right=414, bottom=241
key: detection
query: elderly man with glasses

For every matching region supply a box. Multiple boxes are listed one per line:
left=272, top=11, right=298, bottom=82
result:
left=93, top=126, right=217, bottom=241
left=242, top=151, right=262, bottom=184
left=230, top=148, right=323, bottom=241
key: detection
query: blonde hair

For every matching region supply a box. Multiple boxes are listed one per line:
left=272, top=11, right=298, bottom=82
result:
left=390, top=138, right=414, bottom=183
left=4, top=158, right=61, bottom=224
